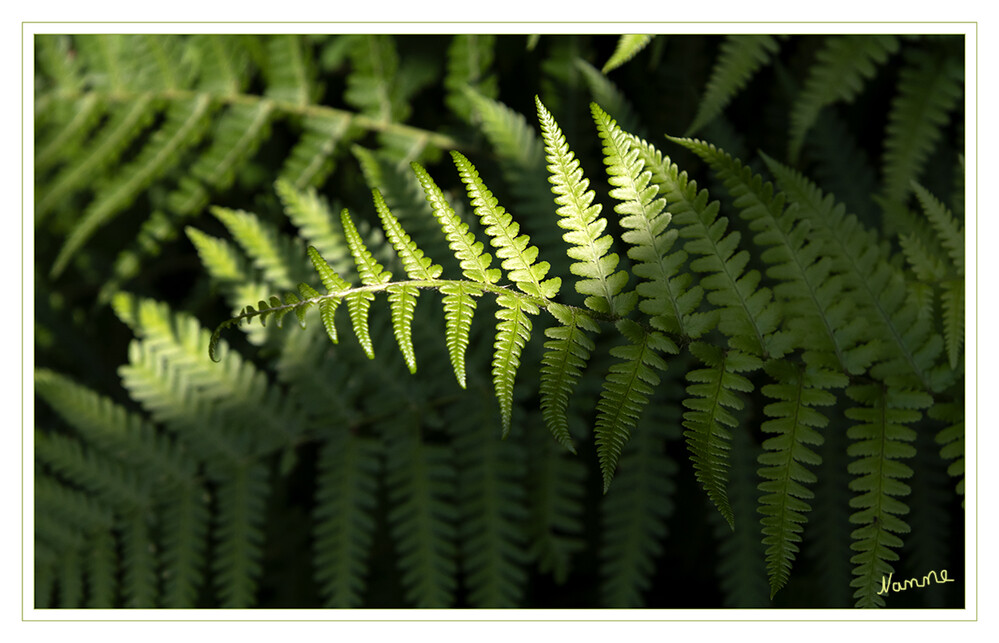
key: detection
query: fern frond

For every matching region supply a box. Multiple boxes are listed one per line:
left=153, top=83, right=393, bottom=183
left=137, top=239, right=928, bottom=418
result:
left=158, top=482, right=210, bottom=607
left=440, top=281, right=483, bottom=389
left=120, top=510, right=159, bottom=607
left=386, top=432, right=458, bottom=607
left=313, top=434, right=380, bottom=607
left=492, top=292, right=539, bottom=437
left=664, top=137, right=790, bottom=359
left=756, top=360, right=836, bottom=598
left=597, top=106, right=707, bottom=341
left=536, top=97, right=631, bottom=316
left=931, top=400, right=965, bottom=497
left=912, top=182, right=964, bottom=275
left=445, top=34, right=498, bottom=121
left=263, top=34, right=316, bottom=106
left=454, top=412, right=530, bottom=607
left=788, top=35, right=899, bottom=161
left=340, top=209, right=393, bottom=359
left=274, top=179, right=351, bottom=273
left=574, top=59, right=643, bottom=136
left=412, top=161, right=501, bottom=285
left=52, top=95, right=215, bottom=277
left=452, top=151, right=561, bottom=300
left=279, top=113, right=353, bottom=189
left=682, top=343, right=759, bottom=528
left=594, top=320, right=675, bottom=492
left=686, top=35, right=781, bottom=135
left=881, top=49, right=963, bottom=204
left=212, top=461, right=269, bottom=607
left=539, top=303, right=599, bottom=453
left=600, top=408, right=676, bottom=607
left=602, top=35, right=654, bottom=73
left=211, top=206, right=309, bottom=291
left=845, top=383, right=926, bottom=608
left=345, top=34, right=403, bottom=122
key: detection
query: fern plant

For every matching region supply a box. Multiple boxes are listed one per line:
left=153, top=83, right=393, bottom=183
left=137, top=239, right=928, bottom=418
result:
left=34, top=32, right=966, bottom=610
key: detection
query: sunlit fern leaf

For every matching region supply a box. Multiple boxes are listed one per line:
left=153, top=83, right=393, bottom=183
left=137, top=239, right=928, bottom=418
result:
left=597, top=105, right=701, bottom=338
left=845, top=383, right=926, bottom=608
left=412, top=161, right=501, bottom=285
left=453, top=150, right=561, bottom=300
left=493, top=292, right=539, bottom=437
left=788, top=35, right=899, bottom=161
left=279, top=113, right=354, bottom=189
left=340, top=209, right=393, bottom=359
left=682, top=342, right=759, bottom=528
left=600, top=404, right=676, bottom=606
left=686, top=35, right=781, bottom=136
left=540, top=303, right=599, bottom=453
left=313, top=433, right=380, bottom=607
left=931, top=400, right=965, bottom=497
left=537, top=97, right=631, bottom=316
left=386, top=431, right=458, bottom=607
left=305, top=245, right=350, bottom=348
left=168, top=102, right=275, bottom=216
left=274, top=179, right=351, bottom=274
left=212, top=461, right=269, bottom=608
left=445, top=34, right=498, bottom=122
left=881, top=48, right=964, bottom=205
left=52, top=95, right=215, bottom=277
left=602, top=34, right=654, bottom=74
left=440, top=281, right=482, bottom=389
left=373, top=188, right=443, bottom=282
left=595, top=319, right=674, bottom=492
left=756, top=359, right=836, bottom=598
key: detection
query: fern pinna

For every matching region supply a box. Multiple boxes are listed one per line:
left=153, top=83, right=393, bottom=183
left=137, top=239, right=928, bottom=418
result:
left=36, top=33, right=964, bottom=610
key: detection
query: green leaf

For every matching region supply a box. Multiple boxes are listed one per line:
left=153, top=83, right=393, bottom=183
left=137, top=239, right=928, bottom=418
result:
left=492, top=292, right=539, bottom=437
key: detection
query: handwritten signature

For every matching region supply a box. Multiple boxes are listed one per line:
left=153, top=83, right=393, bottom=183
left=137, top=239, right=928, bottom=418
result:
left=878, top=569, right=955, bottom=596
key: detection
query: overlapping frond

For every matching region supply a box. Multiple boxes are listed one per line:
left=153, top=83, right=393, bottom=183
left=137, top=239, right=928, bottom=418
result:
left=602, top=34, right=655, bottom=73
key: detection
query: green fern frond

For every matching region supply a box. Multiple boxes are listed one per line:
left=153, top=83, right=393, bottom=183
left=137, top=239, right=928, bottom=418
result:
left=340, top=209, right=393, bottom=359
left=600, top=408, right=676, bottom=607
left=412, top=161, right=501, bottom=285
left=168, top=101, right=275, bottom=216
left=211, top=205, right=309, bottom=291
left=158, top=482, right=210, bottom=607
left=120, top=510, right=159, bottom=607
left=345, top=34, right=403, bottom=122
left=536, top=97, right=631, bottom=316
left=386, top=432, right=458, bottom=607
left=594, top=320, right=675, bottom=492
left=756, top=360, right=836, bottom=598
left=881, top=49, right=963, bottom=204
left=912, top=182, right=964, bottom=275
left=212, top=461, right=269, bottom=607
left=596, top=106, right=701, bottom=339
left=279, top=113, right=354, bottom=189
left=445, top=35, right=498, bottom=121
left=313, top=434, right=380, bottom=607
left=602, top=35, right=654, bottom=73
left=687, top=35, right=781, bottom=135
left=931, top=401, right=965, bottom=497
left=492, top=292, right=539, bottom=437
left=574, top=59, right=643, bottom=136
left=52, top=95, right=215, bottom=277
left=845, top=383, right=926, bottom=608
left=539, top=303, right=599, bottom=453
left=263, top=34, right=316, bottom=106
left=452, top=151, right=561, bottom=300
left=682, top=343, right=759, bottom=528
left=788, top=35, right=899, bottom=161
left=664, top=137, right=790, bottom=359
left=274, top=179, right=351, bottom=273
left=440, top=281, right=483, bottom=389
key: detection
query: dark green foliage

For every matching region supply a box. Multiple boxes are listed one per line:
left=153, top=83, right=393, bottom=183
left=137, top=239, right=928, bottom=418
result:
left=34, top=33, right=965, bottom=610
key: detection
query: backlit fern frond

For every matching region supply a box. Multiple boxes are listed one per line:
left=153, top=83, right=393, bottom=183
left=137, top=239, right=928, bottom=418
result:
left=539, top=304, right=599, bottom=453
